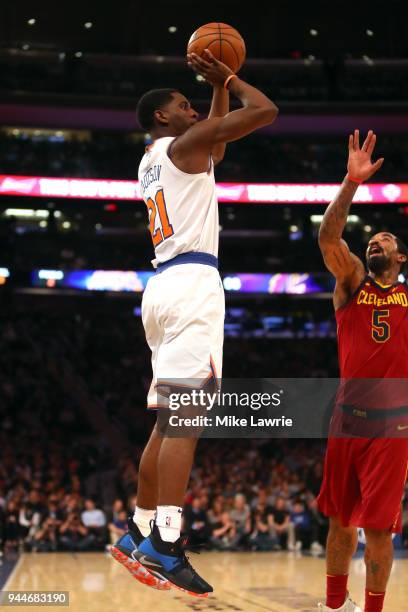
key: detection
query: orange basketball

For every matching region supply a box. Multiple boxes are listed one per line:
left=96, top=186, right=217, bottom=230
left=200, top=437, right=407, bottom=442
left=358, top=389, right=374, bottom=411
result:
left=187, top=22, right=246, bottom=73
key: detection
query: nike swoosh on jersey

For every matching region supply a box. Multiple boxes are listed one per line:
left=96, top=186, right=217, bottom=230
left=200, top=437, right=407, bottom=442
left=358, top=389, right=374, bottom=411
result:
left=397, top=425, right=408, bottom=431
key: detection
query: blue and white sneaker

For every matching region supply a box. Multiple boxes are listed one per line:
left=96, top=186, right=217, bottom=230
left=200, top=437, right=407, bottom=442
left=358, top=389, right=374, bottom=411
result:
left=110, top=518, right=171, bottom=591
left=134, top=523, right=213, bottom=598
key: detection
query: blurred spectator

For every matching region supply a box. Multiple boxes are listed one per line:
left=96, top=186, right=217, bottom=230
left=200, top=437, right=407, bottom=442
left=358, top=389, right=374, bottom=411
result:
left=250, top=500, right=276, bottom=551
left=29, top=499, right=63, bottom=551
left=81, top=498, right=106, bottom=528
left=250, top=488, right=269, bottom=510
left=307, top=497, right=328, bottom=553
left=110, top=499, right=125, bottom=523
left=230, top=494, right=252, bottom=549
left=81, top=498, right=107, bottom=549
left=59, top=512, right=95, bottom=551
left=207, top=497, right=225, bottom=529
left=108, top=509, right=128, bottom=546
left=207, top=496, right=238, bottom=550
left=62, top=495, right=81, bottom=520
left=4, top=500, right=20, bottom=552
left=184, top=498, right=210, bottom=547
left=290, top=501, right=313, bottom=551
left=31, top=519, right=58, bottom=552
left=269, top=497, right=295, bottom=551
left=19, top=490, right=45, bottom=545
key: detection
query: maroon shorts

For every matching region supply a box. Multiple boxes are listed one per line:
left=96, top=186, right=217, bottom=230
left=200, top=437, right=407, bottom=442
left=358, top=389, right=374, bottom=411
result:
left=317, top=437, right=408, bottom=532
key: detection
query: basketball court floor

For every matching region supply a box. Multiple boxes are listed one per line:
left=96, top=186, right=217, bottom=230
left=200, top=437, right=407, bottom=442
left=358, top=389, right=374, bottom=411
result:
left=1, top=551, right=407, bottom=611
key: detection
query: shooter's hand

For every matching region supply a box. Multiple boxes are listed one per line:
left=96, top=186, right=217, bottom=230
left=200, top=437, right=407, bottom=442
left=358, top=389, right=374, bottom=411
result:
left=187, top=49, right=234, bottom=86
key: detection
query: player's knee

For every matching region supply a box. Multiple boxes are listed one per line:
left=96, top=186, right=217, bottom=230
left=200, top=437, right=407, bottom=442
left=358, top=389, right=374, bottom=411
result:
left=329, top=517, right=356, bottom=545
left=329, top=516, right=354, bottom=533
left=329, top=516, right=342, bottom=529
left=364, top=528, right=393, bottom=545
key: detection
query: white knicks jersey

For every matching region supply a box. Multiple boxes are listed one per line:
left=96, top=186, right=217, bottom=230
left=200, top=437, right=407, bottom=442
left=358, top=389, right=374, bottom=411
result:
left=138, top=136, right=219, bottom=267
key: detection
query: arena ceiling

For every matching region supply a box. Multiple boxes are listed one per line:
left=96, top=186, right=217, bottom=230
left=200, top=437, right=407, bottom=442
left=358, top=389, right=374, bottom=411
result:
left=0, top=0, right=406, bottom=59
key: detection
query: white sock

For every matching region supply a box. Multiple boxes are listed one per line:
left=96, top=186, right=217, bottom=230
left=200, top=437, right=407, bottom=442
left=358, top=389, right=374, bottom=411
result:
left=156, top=505, right=182, bottom=542
left=133, top=506, right=156, bottom=538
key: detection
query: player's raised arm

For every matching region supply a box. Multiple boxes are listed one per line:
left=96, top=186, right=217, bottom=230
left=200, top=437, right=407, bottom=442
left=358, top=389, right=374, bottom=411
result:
left=190, top=50, right=278, bottom=141
left=171, top=50, right=277, bottom=165
left=205, top=50, right=230, bottom=166
left=318, top=130, right=384, bottom=306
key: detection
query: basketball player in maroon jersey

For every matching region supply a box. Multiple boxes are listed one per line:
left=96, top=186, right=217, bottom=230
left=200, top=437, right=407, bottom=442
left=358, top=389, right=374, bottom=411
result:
left=317, top=130, right=408, bottom=612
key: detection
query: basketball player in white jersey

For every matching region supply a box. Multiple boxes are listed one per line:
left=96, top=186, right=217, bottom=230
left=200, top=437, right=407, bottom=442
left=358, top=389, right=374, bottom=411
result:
left=111, top=49, right=278, bottom=597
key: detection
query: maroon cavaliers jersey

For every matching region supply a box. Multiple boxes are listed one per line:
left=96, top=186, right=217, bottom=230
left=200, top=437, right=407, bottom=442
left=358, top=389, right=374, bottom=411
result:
left=321, top=276, right=408, bottom=526
left=336, top=276, right=408, bottom=379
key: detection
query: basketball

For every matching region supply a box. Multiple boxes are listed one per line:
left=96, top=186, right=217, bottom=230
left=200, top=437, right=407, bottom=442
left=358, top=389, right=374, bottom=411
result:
left=187, top=23, right=246, bottom=73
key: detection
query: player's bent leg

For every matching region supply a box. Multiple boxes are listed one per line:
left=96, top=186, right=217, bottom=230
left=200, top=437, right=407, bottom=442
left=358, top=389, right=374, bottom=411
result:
left=363, top=528, right=393, bottom=612
left=136, top=437, right=213, bottom=597
left=318, top=517, right=360, bottom=611
left=111, top=422, right=171, bottom=591
left=135, top=405, right=212, bottom=597
left=111, top=517, right=171, bottom=590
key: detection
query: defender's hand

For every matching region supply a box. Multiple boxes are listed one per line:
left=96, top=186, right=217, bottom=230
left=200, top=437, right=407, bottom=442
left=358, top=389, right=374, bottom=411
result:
left=187, top=49, right=234, bottom=86
left=347, top=129, right=384, bottom=182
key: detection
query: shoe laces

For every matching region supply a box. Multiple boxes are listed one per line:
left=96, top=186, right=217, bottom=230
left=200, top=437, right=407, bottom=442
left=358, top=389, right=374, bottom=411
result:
left=171, top=536, right=202, bottom=573
left=150, top=520, right=204, bottom=574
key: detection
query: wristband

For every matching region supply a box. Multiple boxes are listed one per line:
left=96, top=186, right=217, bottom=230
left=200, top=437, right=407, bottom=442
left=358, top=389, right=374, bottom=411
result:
left=347, top=174, right=363, bottom=184
left=224, top=74, right=237, bottom=90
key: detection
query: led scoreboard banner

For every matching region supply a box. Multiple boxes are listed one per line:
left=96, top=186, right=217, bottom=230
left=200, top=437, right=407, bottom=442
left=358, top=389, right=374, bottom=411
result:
left=1, top=175, right=407, bottom=203
left=1, top=268, right=401, bottom=294
left=31, top=269, right=336, bottom=294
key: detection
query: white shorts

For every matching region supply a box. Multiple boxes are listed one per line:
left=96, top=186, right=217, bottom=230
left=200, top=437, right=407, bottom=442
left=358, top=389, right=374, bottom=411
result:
left=141, top=263, right=225, bottom=408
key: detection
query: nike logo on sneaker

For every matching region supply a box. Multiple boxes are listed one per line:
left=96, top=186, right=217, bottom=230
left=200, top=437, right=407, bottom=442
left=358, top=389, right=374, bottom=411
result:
left=138, top=555, right=163, bottom=569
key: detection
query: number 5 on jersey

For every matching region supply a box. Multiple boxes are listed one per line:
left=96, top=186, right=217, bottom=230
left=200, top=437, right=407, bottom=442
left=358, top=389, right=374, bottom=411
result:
left=372, top=309, right=390, bottom=343
left=147, top=188, right=174, bottom=247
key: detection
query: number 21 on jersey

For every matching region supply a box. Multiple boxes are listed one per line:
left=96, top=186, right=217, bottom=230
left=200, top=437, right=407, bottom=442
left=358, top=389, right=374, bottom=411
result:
left=146, top=188, right=174, bottom=247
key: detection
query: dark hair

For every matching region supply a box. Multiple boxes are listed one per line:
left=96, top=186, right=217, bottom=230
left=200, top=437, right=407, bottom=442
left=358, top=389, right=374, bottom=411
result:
left=136, top=88, right=178, bottom=131
left=396, top=236, right=408, bottom=273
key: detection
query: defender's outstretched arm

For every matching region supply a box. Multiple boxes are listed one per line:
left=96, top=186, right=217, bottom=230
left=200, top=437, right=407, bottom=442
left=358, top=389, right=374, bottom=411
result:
left=318, top=130, right=384, bottom=308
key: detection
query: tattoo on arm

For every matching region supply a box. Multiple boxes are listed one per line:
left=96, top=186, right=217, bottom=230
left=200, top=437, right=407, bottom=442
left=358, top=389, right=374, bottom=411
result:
left=319, top=179, right=359, bottom=243
left=318, top=178, right=366, bottom=298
